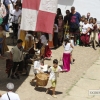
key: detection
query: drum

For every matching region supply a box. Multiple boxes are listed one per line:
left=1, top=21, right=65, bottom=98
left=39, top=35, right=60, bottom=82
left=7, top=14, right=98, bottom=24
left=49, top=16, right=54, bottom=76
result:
left=36, top=73, right=49, bottom=86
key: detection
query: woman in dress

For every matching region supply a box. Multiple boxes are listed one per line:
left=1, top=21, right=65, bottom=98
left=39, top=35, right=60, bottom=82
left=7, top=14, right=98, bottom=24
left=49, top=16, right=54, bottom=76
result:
left=53, top=23, right=58, bottom=48
left=62, top=38, right=74, bottom=72
left=40, top=33, right=52, bottom=59
left=0, top=25, right=8, bottom=55
left=81, top=18, right=90, bottom=46
left=79, top=15, right=85, bottom=45
left=58, top=15, right=64, bottom=46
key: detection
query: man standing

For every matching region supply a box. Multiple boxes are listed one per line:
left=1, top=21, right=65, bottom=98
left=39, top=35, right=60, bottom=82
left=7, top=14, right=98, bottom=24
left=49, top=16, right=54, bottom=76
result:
left=69, top=7, right=81, bottom=45
left=0, top=83, right=20, bottom=100
left=10, top=39, right=23, bottom=79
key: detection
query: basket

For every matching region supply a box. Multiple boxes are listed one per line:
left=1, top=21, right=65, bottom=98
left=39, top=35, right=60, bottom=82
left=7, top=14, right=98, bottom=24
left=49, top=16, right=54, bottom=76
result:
left=36, top=73, right=49, bottom=86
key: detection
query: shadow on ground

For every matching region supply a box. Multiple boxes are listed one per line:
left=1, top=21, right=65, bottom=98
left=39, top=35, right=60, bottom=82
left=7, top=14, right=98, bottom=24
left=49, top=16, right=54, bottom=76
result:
left=0, top=59, right=31, bottom=92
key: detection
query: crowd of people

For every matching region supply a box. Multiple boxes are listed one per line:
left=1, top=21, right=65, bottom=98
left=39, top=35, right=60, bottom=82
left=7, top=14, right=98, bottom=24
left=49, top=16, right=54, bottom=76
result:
left=55, top=7, right=100, bottom=50
left=0, top=0, right=100, bottom=99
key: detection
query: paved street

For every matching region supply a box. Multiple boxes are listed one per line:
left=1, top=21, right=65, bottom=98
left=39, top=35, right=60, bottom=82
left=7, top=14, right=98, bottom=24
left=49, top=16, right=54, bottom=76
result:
left=0, top=33, right=100, bottom=100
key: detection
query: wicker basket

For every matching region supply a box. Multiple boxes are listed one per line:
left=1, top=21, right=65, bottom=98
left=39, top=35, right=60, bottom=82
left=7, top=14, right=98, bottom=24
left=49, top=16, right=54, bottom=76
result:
left=36, top=73, right=49, bottom=86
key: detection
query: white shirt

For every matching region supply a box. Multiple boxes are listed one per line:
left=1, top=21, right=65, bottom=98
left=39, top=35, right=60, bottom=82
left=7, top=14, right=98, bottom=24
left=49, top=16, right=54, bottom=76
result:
left=1, top=91, right=20, bottom=100
left=12, top=9, right=22, bottom=23
left=89, top=23, right=93, bottom=30
left=48, top=66, right=62, bottom=81
left=64, top=43, right=71, bottom=51
left=40, top=35, right=48, bottom=45
left=82, top=23, right=90, bottom=35
left=11, top=46, right=23, bottom=62
left=33, top=61, right=41, bottom=74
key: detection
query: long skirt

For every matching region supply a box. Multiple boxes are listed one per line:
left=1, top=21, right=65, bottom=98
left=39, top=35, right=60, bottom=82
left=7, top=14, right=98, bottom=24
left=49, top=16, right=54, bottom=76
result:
left=81, top=34, right=90, bottom=45
left=45, top=45, right=52, bottom=58
left=62, top=53, right=70, bottom=72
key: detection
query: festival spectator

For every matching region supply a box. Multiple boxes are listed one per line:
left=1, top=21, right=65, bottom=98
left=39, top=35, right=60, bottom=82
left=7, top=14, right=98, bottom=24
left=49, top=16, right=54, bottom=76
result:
left=89, top=17, right=94, bottom=45
left=11, top=4, right=21, bottom=37
left=55, top=8, right=62, bottom=25
left=10, top=39, right=24, bottom=79
left=81, top=18, right=90, bottom=46
left=64, top=10, right=70, bottom=40
left=58, top=15, right=64, bottom=46
left=79, top=15, right=86, bottom=45
left=40, top=33, right=52, bottom=59
left=64, top=10, right=70, bottom=25
left=69, top=6, right=81, bottom=45
left=53, top=23, right=58, bottom=48
left=0, top=83, right=20, bottom=100
left=91, top=18, right=99, bottom=49
left=0, top=24, right=8, bottom=55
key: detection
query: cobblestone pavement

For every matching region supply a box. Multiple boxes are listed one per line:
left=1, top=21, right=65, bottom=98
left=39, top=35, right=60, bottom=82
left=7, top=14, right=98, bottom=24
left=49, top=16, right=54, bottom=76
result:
left=0, top=34, right=100, bottom=100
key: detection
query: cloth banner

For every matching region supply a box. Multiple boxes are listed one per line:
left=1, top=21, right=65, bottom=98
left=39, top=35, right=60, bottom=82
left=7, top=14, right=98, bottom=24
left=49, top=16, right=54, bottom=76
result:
left=20, top=0, right=58, bottom=34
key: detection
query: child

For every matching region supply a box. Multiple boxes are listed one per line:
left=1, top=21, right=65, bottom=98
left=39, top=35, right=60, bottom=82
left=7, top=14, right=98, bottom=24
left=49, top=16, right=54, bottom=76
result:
left=69, top=36, right=75, bottom=64
left=46, top=59, right=65, bottom=98
left=30, top=58, right=44, bottom=85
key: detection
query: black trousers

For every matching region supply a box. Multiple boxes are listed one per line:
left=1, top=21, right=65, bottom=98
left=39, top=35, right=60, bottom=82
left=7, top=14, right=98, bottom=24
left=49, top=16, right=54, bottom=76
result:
left=12, top=61, right=23, bottom=74
left=53, top=32, right=58, bottom=47
left=12, top=23, right=18, bottom=36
